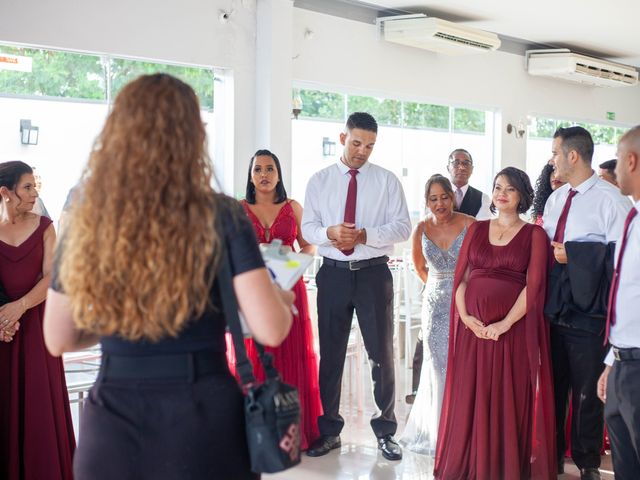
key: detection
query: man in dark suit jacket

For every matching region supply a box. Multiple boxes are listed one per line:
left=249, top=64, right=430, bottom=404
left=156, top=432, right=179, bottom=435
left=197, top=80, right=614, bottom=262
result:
left=447, top=149, right=492, bottom=219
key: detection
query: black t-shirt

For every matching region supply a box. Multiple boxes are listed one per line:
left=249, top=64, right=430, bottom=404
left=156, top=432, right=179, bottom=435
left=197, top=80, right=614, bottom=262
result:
left=50, top=195, right=264, bottom=356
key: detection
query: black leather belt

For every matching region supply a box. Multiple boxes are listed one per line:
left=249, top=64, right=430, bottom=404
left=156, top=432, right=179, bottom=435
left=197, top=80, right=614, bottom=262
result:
left=323, top=255, right=389, bottom=271
left=102, top=350, right=228, bottom=380
left=612, top=346, right=640, bottom=361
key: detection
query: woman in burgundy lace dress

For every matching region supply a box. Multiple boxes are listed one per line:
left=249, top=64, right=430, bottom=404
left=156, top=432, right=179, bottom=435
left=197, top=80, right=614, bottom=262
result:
left=0, top=161, right=74, bottom=480
left=240, top=149, right=322, bottom=450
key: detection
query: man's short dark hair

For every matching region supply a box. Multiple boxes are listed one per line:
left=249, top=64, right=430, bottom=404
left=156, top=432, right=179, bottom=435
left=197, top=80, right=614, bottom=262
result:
left=599, top=159, right=617, bottom=173
left=553, top=126, right=594, bottom=163
left=448, top=148, right=473, bottom=164
left=346, top=112, right=378, bottom=133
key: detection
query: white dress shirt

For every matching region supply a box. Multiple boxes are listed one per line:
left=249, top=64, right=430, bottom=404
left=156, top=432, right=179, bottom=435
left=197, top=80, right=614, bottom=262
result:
left=301, top=159, right=411, bottom=261
left=457, top=183, right=493, bottom=220
left=542, top=172, right=632, bottom=244
left=605, top=199, right=640, bottom=365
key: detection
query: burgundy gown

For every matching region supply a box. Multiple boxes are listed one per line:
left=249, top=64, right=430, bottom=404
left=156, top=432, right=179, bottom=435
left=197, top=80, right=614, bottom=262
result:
left=233, top=200, right=322, bottom=450
left=0, top=216, right=75, bottom=480
left=434, top=220, right=556, bottom=480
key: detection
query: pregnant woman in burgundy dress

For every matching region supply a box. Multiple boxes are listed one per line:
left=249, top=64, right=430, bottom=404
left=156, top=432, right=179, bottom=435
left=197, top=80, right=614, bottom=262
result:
left=435, top=167, right=556, bottom=480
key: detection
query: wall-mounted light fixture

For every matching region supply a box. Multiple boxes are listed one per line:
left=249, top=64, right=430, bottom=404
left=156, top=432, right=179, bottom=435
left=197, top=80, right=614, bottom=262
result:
left=292, top=90, right=303, bottom=119
left=322, top=137, right=336, bottom=156
left=20, top=119, right=39, bottom=145
left=506, top=120, right=526, bottom=139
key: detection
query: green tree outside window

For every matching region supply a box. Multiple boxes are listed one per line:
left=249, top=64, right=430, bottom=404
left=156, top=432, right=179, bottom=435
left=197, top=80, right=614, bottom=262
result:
left=347, top=95, right=401, bottom=126
left=403, top=102, right=449, bottom=129
left=109, top=59, right=214, bottom=110
left=0, top=46, right=105, bottom=100
left=453, top=108, right=485, bottom=133
left=298, top=89, right=345, bottom=120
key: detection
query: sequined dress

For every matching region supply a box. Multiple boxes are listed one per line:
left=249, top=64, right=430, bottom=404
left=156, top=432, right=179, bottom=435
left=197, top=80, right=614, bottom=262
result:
left=400, top=226, right=466, bottom=455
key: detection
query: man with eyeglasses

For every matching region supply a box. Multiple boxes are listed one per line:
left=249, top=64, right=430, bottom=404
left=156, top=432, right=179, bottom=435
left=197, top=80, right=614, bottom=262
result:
left=447, top=148, right=492, bottom=220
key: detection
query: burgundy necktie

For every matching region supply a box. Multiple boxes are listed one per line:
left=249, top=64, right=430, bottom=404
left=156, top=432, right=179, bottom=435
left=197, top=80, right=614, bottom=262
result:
left=553, top=189, right=578, bottom=243
left=342, top=169, right=358, bottom=256
left=605, top=207, right=638, bottom=344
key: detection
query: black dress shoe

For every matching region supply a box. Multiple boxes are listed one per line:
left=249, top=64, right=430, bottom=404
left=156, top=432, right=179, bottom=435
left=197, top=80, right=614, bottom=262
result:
left=377, top=435, right=402, bottom=461
left=306, top=435, right=341, bottom=457
left=557, top=458, right=564, bottom=474
left=580, top=468, right=601, bottom=480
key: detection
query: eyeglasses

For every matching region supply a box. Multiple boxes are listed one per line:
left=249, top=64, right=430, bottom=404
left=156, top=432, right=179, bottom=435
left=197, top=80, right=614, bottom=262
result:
left=449, top=160, right=473, bottom=168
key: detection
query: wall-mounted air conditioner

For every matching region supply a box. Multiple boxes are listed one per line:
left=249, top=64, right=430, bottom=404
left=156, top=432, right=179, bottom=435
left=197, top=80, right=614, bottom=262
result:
left=526, top=49, right=639, bottom=87
left=378, top=14, right=501, bottom=55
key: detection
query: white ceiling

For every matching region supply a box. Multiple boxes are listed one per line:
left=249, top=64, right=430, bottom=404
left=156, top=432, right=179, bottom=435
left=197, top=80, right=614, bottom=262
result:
left=361, top=0, right=640, bottom=68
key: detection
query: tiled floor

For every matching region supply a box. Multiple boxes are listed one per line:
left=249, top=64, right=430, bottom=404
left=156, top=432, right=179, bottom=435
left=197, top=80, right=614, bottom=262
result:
left=266, top=362, right=614, bottom=480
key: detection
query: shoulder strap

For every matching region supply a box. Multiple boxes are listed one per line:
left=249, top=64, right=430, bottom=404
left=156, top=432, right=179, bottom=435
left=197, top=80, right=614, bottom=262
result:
left=217, top=238, right=281, bottom=386
left=216, top=251, right=257, bottom=387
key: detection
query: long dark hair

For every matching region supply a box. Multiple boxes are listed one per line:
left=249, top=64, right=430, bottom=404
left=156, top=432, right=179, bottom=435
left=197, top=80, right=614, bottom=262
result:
left=245, top=149, right=288, bottom=204
left=0, top=161, right=33, bottom=205
left=532, top=163, right=555, bottom=221
left=490, top=166, right=534, bottom=215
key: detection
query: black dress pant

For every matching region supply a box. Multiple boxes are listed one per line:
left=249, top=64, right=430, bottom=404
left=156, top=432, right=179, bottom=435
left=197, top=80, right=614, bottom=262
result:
left=74, top=355, right=258, bottom=480
left=551, top=324, right=607, bottom=469
left=315, top=262, right=396, bottom=438
left=605, top=358, right=640, bottom=480
left=411, top=332, right=423, bottom=393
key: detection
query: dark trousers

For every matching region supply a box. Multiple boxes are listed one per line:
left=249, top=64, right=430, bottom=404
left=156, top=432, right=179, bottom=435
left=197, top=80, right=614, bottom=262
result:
left=605, top=359, right=640, bottom=480
left=551, top=324, right=607, bottom=469
left=74, top=355, right=258, bottom=480
left=315, top=262, right=396, bottom=438
left=411, top=332, right=423, bottom=393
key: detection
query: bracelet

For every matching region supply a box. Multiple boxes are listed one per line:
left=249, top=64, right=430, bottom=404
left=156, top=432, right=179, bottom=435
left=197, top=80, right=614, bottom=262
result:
left=20, top=298, right=27, bottom=313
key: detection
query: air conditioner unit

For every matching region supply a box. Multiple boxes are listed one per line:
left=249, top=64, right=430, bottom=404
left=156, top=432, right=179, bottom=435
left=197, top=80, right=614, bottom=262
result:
left=526, top=49, right=639, bottom=87
left=379, top=14, right=501, bottom=55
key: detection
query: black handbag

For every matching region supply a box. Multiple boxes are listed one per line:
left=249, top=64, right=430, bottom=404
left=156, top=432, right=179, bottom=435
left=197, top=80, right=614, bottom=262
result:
left=217, top=250, right=301, bottom=474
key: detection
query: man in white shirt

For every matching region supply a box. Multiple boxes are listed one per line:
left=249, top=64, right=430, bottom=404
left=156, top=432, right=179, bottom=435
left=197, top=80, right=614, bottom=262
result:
left=447, top=148, right=492, bottom=220
left=597, top=125, right=640, bottom=480
left=543, top=126, right=632, bottom=480
left=302, top=112, right=411, bottom=461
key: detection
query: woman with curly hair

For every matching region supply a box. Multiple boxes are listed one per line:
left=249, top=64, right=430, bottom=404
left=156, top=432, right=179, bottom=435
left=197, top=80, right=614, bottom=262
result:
left=532, top=163, right=565, bottom=225
left=435, top=167, right=556, bottom=479
left=43, top=74, right=294, bottom=480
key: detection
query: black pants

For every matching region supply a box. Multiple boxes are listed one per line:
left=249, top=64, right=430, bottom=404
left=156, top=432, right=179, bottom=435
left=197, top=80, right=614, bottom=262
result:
left=551, top=324, right=607, bottom=469
left=74, top=354, right=258, bottom=480
left=411, top=332, right=423, bottom=394
left=315, top=262, right=396, bottom=438
left=605, top=358, right=640, bottom=480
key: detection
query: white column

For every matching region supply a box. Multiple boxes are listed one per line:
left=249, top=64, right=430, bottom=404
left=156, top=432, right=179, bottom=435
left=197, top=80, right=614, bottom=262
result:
left=249, top=0, right=295, bottom=195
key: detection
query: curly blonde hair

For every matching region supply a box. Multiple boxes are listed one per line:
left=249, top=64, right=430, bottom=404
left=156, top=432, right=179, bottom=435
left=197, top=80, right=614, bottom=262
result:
left=60, top=74, right=219, bottom=341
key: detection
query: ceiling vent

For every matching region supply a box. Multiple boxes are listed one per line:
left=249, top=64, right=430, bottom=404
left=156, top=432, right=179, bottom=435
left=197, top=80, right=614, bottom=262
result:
left=378, top=14, right=501, bottom=55
left=526, top=49, right=639, bottom=87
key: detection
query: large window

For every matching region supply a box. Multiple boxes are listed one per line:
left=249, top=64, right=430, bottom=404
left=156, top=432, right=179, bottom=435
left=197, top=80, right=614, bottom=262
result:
left=291, top=88, right=498, bottom=221
left=526, top=116, right=629, bottom=182
left=0, top=44, right=217, bottom=223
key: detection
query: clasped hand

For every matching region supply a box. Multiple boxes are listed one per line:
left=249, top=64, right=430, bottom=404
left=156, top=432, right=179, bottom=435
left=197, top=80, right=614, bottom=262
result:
left=0, top=301, right=25, bottom=343
left=327, top=223, right=362, bottom=251
left=462, top=315, right=511, bottom=341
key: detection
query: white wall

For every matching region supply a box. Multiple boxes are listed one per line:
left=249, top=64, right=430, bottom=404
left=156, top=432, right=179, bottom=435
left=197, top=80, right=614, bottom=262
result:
left=0, top=0, right=258, bottom=196
left=2, top=2, right=639, bottom=196
left=291, top=8, right=640, bottom=174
